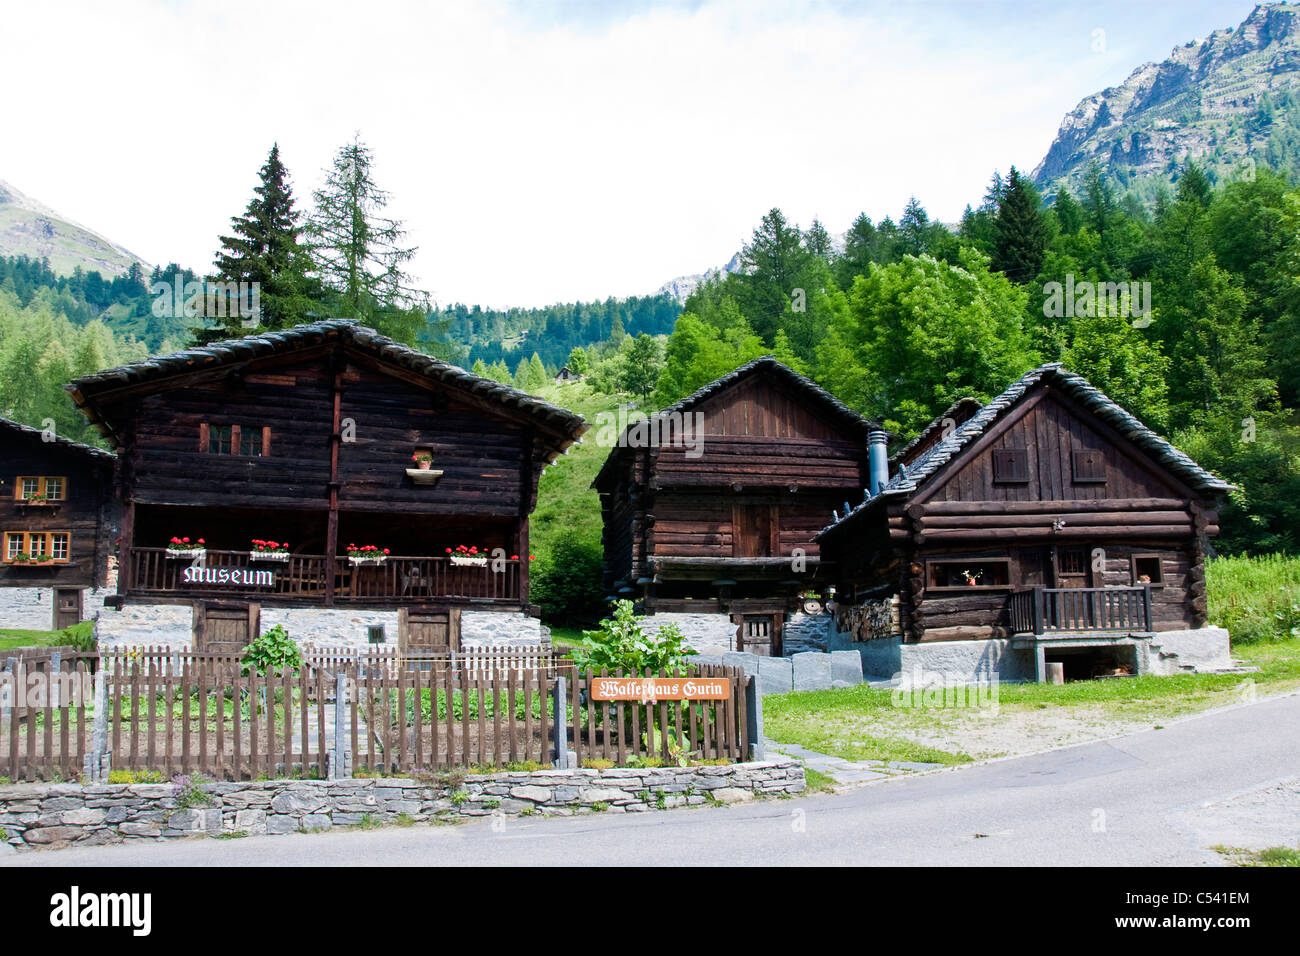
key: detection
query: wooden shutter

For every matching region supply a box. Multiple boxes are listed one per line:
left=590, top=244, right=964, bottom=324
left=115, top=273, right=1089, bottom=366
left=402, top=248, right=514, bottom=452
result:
left=1072, top=449, right=1107, bottom=483
left=198, top=423, right=210, bottom=453
left=992, top=448, right=1029, bottom=483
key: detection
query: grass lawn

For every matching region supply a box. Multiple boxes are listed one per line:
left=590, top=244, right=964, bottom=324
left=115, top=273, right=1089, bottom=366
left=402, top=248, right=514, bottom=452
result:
left=0, top=628, right=65, bottom=651
left=1214, top=845, right=1300, bottom=867
left=0, top=621, right=95, bottom=652
left=765, top=635, right=1300, bottom=766
left=546, top=625, right=585, bottom=652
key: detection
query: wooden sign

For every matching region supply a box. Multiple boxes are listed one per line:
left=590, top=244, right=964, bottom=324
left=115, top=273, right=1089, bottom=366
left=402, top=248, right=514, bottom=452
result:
left=589, top=676, right=730, bottom=701
left=182, top=566, right=274, bottom=588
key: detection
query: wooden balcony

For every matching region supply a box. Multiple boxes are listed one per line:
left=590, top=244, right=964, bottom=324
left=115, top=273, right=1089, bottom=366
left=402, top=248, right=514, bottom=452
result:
left=1009, top=585, right=1152, bottom=636
left=125, top=548, right=521, bottom=606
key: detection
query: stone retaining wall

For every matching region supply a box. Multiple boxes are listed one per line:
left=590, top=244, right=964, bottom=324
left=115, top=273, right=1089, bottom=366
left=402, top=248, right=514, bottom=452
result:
left=0, top=760, right=804, bottom=851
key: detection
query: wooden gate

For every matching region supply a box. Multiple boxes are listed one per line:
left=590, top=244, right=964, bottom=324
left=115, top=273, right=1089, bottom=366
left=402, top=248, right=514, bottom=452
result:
left=193, top=602, right=260, bottom=654
left=398, top=607, right=461, bottom=655
left=53, top=588, right=83, bottom=630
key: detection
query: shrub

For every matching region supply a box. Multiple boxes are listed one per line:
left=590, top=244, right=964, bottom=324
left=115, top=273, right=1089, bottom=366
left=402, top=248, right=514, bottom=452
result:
left=570, top=599, right=697, bottom=674
left=530, top=529, right=606, bottom=625
left=241, top=624, right=302, bottom=677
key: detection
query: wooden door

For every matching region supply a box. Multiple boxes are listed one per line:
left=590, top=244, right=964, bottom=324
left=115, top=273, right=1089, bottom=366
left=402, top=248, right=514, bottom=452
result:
left=1053, top=547, right=1093, bottom=629
left=734, top=613, right=780, bottom=656
left=1017, top=549, right=1051, bottom=588
left=193, top=602, right=260, bottom=654
left=399, top=607, right=460, bottom=655
left=732, top=504, right=774, bottom=558
left=53, top=589, right=83, bottom=630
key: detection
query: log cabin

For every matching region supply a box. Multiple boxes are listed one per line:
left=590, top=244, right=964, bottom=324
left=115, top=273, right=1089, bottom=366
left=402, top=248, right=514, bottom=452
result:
left=64, top=319, right=588, bottom=654
left=0, top=416, right=116, bottom=630
left=815, top=363, right=1235, bottom=681
left=592, top=356, right=877, bottom=655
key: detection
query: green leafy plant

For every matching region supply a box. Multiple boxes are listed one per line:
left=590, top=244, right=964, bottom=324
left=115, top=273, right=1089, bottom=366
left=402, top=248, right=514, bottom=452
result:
left=241, top=624, right=302, bottom=677
left=571, top=599, right=697, bottom=673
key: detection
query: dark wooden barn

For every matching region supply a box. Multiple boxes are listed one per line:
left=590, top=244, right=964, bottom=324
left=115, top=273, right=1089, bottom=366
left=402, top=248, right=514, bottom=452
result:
left=65, top=320, right=587, bottom=650
left=593, top=356, right=878, bottom=654
left=815, top=364, right=1233, bottom=679
left=0, top=416, right=116, bottom=628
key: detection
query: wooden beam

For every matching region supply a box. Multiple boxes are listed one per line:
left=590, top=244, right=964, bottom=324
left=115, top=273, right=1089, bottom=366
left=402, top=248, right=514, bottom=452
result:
left=911, top=498, right=1188, bottom=517
left=915, top=525, right=1193, bottom=544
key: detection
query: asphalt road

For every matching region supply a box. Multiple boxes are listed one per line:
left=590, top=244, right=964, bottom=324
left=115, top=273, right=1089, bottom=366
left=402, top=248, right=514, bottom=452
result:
left=5, top=692, right=1298, bottom=867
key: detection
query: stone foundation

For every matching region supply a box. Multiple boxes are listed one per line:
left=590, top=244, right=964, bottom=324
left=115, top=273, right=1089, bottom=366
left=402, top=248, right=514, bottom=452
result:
left=641, top=612, right=737, bottom=654
left=1147, top=626, right=1233, bottom=675
left=0, top=586, right=111, bottom=631
left=0, top=760, right=804, bottom=850
left=94, top=603, right=549, bottom=651
left=461, top=610, right=550, bottom=648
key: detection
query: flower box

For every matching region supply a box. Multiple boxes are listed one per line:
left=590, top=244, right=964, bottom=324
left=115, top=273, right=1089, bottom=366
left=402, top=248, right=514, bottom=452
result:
left=167, top=549, right=207, bottom=560
left=250, top=551, right=291, bottom=562
left=449, top=555, right=488, bottom=567
left=348, top=555, right=387, bottom=566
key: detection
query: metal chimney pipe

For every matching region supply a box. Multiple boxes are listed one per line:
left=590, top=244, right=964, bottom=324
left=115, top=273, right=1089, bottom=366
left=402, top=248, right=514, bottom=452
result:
left=868, top=429, right=889, bottom=496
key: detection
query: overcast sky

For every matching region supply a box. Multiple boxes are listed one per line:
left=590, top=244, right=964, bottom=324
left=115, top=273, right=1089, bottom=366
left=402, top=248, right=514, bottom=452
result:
left=0, top=0, right=1262, bottom=308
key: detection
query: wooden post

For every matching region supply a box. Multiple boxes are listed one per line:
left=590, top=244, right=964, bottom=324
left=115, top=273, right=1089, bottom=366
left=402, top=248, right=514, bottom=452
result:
left=1031, top=587, right=1044, bottom=636
left=84, top=668, right=109, bottom=782
left=744, top=674, right=763, bottom=761
left=552, top=675, right=568, bottom=768
left=330, top=671, right=348, bottom=779
left=1141, top=583, right=1153, bottom=632
left=325, top=361, right=343, bottom=606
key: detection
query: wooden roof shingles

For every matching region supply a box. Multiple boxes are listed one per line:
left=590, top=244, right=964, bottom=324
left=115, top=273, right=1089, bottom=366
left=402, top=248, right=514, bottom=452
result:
left=815, top=363, right=1234, bottom=541
left=65, top=319, right=589, bottom=461
left=0, top=414, right=116, bottom=466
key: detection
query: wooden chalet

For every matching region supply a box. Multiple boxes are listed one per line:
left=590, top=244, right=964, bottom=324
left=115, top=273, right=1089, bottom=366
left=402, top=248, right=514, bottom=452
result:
left=593, top=356, right=878, bottom=654
left=0, top=416, right=116, bottom=628
left=65, top=320, right=587, bottom=650
left=815, top=364, right=1233, bottom=679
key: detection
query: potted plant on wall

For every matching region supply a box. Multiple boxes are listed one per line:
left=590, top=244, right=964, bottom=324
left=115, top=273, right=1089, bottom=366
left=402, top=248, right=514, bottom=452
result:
left=346, top=544, right=389, bottom=566
left=406, top=449, right=443, bottom=486
left=447, top=544, right=488, bottom=567
left=250, top=538, right=291, bottom=561
left=166, top=537, right=206, bottom=559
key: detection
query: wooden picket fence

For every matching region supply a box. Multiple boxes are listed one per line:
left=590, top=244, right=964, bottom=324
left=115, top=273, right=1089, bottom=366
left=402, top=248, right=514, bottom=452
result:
left=0, top=648, right=753, bottom=782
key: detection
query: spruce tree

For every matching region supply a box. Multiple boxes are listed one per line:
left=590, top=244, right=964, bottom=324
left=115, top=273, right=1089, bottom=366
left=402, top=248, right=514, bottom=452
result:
left=992, top=167, right=1050, bottom=284
left=195, top=144, right=319, bottom=345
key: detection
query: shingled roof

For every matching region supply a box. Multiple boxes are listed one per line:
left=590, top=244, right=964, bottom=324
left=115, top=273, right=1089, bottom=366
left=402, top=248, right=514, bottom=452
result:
left=65, top=319, right=589, bottom=459
left=816, top=363, right=1234, bottom=540
left=592, top=355, right=879, bottom=491
left=0, top=415, right=116, bottom=465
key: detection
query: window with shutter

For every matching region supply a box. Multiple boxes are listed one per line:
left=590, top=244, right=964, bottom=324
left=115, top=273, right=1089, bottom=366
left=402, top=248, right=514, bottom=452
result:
left=1071, top=449, right=1107, bottom=483
left=992, top=448, right=1029, bottom=483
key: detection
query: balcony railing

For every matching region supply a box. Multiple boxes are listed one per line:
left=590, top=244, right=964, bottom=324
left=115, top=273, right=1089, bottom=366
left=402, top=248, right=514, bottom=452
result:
left=1009, top=585, right=1152, bottom=636
left=126, top=548, right=520, bottom=604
